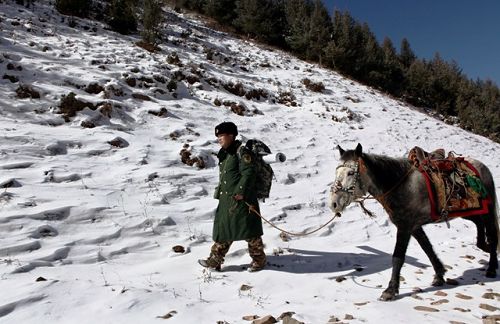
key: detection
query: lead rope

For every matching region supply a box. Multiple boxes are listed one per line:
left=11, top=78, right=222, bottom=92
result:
left=244, top=201, right=339, bottom=237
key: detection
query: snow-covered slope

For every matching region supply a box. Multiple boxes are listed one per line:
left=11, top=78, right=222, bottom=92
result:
left=1, top=1, right=499, bottom=323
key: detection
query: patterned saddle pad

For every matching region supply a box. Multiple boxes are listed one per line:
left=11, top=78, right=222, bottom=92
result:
left=408, top=147, right=490, bottom=221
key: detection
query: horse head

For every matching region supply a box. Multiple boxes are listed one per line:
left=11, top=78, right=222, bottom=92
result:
left=329, top=143, right=368, bottom=216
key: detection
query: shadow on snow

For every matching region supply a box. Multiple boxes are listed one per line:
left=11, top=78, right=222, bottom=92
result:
left=223, top=245, right=499, bottom=291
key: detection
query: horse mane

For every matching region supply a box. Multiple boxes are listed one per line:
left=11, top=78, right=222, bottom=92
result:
left=361, top=152, right=412, bottom=192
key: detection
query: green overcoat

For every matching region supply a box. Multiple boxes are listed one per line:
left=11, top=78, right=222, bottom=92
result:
left=212, top=140, right=263, bottom=242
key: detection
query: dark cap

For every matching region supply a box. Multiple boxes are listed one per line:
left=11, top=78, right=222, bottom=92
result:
left=215, top=122, right=238, bottom=137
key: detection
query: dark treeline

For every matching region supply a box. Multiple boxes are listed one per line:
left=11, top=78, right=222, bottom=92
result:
left=18, top=0, right=498, bottom=142
left=171, top=0, right=499, bottom=142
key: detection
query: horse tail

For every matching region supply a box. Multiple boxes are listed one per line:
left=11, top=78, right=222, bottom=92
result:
left=492, top=183, right=500, bottom=253
left=478, top=159, right=500, bottom=252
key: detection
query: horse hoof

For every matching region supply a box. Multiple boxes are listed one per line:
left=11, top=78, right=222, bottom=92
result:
left=485, top=270, right=496, bottom=278
left=379, top=291, right=397, bottom=301
left=431, top=276, right=445, bottom=286
left=378, top=294, right=395, bottom=301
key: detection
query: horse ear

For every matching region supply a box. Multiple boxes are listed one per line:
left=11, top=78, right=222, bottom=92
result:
left=355, top=143, right=363, bottom=157
left=337, top=145, right=345, bottom=157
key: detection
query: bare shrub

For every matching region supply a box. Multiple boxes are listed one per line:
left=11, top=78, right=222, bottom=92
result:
left=172, top=70, right=185, bottom=81
left=59, top=92, right=95, bottom=118
left=3, top=74, right=19, bottom=83
left=167, top=52, right=181, bottom=65
left=125, top=77, right=137, bottom=87
left=148, top=107, right=168, bottom=117
left=97, top=102, right=113, bottom=118
left=223, top=81, right=245, bottom=96
left=136, top=40, right=160, bottom=53
left=108, top=137, right=129, bottom=148
left=131, top=93, right=152, bottom=101
left=104, top=85, right=124, bottom=98
left=180, top=144, right=205, bottom=169
left=277, top=90, right=297, bottom=107
left=302, top=78, right=325, bottom=92
left=245, top=88, right=268, bottom=100
left=138, top=76, right=155, bottom=84
left=230, top=102, right=246, bottom=116
left=153, top=75, right=166, bottom=83
left=167, top=79, right=177, bottom=92
left=85, top=82, right=104, bottom=94
left=81, top=120, right=96, bottom=128
left=16, top=84, right=40, bottom=99
left=186, top=74, right=200, bottom=84
left=7, top=63, right=22, bottom=71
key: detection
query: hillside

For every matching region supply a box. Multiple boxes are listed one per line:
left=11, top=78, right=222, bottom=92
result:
left=0, top=1, right=499, bottom=323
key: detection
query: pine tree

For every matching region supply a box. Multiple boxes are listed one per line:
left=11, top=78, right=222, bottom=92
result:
left=428, top=53, right=462, bottom=116
left=380, top=37, right=404, bottom=94
left=404, top=58, right=432, bottom=107
left=142, top=0, right=164, bottom=45
left=308, top=0, right=331, bottom=64
left=284, top=0, right=312, bottom=58
left=235, top=0, right=265, bottom=35
left=457, top=79, right=500, bottom=140
left=234, top=0, right=286, bottom=46
left=381, top=38, right=398, bottom=66
left=479, top=81, right=500, bottom=140
left=167, top=0, right=205, bottom=11
left=456, top=78, right=480, bottom=130
left=325, top=10, right=358, bottom=73
left=204, top=0, right=237, bottom=25
left=356, top=23, right=382, bottom=82
left=399, top=38, right=416, bottom=69
left=56, top=0, right=91, bottom=18
left=108, top=0, right=137, bottom=35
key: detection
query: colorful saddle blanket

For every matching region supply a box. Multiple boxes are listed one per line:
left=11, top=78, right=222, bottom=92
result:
left=408, top=147, right=491, bottom=221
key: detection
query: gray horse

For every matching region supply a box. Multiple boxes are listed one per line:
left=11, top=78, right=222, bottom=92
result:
left=329, top=143, right=499, bottom=301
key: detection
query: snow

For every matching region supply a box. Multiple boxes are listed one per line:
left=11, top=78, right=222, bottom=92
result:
left=0, top=1, right=499, bottom=323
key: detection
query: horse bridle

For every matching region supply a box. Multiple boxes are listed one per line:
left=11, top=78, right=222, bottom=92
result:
left=331, top=160, right=361, bottom=195
left=331, top=158, right=415, bottom=218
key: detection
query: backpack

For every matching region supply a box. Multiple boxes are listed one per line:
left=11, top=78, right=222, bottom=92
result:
left=238, top=139, right=274, bottom=200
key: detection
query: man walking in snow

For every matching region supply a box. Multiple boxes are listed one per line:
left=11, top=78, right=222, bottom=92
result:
left=198, top=122, right=266, bottom=272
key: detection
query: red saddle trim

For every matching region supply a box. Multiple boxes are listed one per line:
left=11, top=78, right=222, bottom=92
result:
left=420, top=160, right=491, bottom=221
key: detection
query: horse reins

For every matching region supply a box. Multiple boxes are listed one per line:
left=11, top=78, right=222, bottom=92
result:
left=244, top=201, right=340, bottom=237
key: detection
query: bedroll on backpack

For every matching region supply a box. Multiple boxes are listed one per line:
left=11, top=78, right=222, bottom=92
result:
left=240, top=139, right=274, bottom=200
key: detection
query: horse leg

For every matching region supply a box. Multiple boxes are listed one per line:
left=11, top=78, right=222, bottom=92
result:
left=380, top=228, right=412, bottom=301
left=412, top=227, right=446, bottom=286
left=484, top=214, right=498, bottom=278
left=464, top=216, right=489, bottom=252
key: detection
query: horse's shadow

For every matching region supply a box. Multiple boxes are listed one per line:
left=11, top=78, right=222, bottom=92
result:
left=224, top=245, right=499, bottom=290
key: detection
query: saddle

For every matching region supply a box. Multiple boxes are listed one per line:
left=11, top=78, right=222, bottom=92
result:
left=408, top=147, right=490, bottom=221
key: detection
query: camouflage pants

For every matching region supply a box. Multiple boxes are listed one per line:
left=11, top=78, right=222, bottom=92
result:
left=208, top=237, right=266, bottom=267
